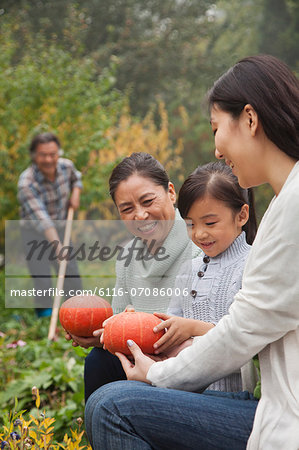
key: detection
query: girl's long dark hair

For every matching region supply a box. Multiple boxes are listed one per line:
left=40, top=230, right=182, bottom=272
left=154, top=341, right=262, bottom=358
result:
left=178, top=161, right=257, bottom=245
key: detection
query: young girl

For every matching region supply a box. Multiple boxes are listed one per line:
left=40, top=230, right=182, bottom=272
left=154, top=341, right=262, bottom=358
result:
left=152, top=161, right=257, bottom=392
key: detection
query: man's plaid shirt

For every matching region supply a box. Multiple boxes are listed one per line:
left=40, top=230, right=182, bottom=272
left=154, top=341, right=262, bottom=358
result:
left=18, top=158, right=82, bottom=232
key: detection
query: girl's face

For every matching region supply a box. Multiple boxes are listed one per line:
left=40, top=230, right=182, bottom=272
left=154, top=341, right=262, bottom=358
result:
left=185, top=195, right=249, bottom=257
left=114, top=174, right=176, bottom=248
left=211, top=104, right=265, bottom=189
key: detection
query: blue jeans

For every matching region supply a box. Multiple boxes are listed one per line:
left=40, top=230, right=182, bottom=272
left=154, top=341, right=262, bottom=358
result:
left=85, top=380, right=258, bottom=450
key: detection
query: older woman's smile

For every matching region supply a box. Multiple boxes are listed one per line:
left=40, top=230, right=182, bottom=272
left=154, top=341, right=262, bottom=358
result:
left=137, top=221, right=158, bottom=233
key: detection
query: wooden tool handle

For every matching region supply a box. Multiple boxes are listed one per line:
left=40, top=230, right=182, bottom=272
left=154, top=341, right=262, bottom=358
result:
left=48, top=207, right=74, bottom=340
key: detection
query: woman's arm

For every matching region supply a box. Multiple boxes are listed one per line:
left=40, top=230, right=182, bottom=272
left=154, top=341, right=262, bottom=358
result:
left=116, top=340, right=156, bottom=383
left=116, top=339, right=194, bottom=382
left=147, top=223, right=299, bottom=391
left=120, top=193, right=299, bottom=391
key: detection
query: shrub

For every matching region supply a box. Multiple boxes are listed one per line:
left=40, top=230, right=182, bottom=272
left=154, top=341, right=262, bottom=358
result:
left=0, top=388, right=91, bottom=449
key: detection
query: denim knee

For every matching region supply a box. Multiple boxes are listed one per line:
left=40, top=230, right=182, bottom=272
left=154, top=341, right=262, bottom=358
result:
left=85, top=381, right=147, bottom=446
left=86, top=380, right=148, bottom=412
left=85, top=381, right=150, bottom=423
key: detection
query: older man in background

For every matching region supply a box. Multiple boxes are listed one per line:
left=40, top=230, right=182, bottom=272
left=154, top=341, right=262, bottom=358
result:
left=18, top=132, right=83, bottom=317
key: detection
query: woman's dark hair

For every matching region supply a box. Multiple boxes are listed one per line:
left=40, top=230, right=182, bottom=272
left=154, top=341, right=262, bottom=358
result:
left=178, top=161, right=257, bottom=245
left=30, top=132, right=61, bottom=155
left=109, top=152, right=170, bottom=202
left=207, top=54, right=299, bottom=160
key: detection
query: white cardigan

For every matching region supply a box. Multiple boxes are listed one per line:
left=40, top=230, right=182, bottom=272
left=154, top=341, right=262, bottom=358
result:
left=147, top=161, right=299, bottom=450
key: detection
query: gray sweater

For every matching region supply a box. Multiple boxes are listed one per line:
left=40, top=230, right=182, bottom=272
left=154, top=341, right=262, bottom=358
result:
left=168, top=231, right=251, bottom=392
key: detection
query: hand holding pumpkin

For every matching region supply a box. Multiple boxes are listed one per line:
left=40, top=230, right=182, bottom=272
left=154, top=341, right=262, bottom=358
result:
left=60, top=295, right=113, bottom=350
left=115, top=340, right=155, bottom=383
left=152, top=313, right=197, bottom=354
left=65, top=331, right=104, bottom=349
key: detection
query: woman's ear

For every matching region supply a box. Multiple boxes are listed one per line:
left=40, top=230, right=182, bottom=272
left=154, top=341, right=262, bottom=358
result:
left=243, top=104, right=259, bottom=137
left=238, top=204, right=249, bottom=227
left=168, top=182, right=177, bottom=204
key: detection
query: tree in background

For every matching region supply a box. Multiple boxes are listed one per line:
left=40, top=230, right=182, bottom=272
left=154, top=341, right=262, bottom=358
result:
left=81, top=101, right=185, bottom=220
left=0, top=23, right=122, bottom=226
left=257, top=0, right=299, bottom=66
left=0, top=0, right=213, bottom=115
left=0, top=15, right=185, bottom=247
left=1, top=0, right=297, bottom=114
left=0, top=0, right=298, bottom=228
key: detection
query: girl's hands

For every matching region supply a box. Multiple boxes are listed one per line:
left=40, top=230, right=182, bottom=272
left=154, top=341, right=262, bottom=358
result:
left=116, top=340, right=156, bottom=383
left=152, top=313, right=196, bottom=354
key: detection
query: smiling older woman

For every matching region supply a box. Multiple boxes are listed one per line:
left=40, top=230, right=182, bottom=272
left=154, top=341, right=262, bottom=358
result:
left=67, top=152, right=199, bottom=400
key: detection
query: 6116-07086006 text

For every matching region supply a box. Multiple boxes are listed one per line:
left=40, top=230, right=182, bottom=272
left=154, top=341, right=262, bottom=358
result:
left=96, top=287, right=190, bottom=297
left=9, top=286, right=190, bottom=298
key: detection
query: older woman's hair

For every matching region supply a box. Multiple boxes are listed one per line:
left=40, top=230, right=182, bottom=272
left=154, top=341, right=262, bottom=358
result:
left=207, top=54, right=299, bottom=160
left=109, top=152, right=169, bottom=202
left=178, top=161, right=257, bottom=245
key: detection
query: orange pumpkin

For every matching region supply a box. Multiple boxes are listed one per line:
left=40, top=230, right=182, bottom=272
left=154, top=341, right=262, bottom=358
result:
left=103, top=311, right=165, bottom=355
left=59, top=295, right=113, bottom=336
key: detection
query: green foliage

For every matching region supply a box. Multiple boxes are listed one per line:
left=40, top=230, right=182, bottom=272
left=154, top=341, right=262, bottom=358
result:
left=1, top=0, right=296, bottom=226
left=253, top=355, right=261, bottom=400
left=2, top=0, right=298, bottom=117
left=0, top=271, right=90, bottom=443
left=1, top=0, right=214, bottom=115
left=257, top=0, right=299, bottom=67
left=0, top=389, right=91, bottom=448
left=0, top=17, right=125, bottom=245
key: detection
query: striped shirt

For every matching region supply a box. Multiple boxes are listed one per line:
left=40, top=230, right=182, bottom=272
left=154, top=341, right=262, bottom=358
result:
left=18, top=158, right=82, bottom=232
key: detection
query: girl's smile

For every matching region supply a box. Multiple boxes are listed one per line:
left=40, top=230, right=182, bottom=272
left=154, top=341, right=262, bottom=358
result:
left=199, top=240, right=216, bottom=251
left=185, top=194, right=249, bottom=258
